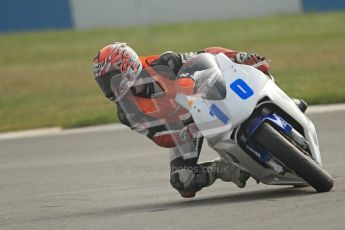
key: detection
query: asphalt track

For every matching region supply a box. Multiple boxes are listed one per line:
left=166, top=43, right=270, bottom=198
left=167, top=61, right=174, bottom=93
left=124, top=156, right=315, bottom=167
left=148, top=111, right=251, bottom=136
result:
left=0, top=109, right=344, bottom=230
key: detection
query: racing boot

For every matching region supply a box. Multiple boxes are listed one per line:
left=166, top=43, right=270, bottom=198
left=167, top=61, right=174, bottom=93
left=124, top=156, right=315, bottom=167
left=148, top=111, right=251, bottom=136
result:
left=200, top=158, right=250, bottom=188
left=170, top=168, right=210, bottom=198
left=170, top=159, right=250, bottom=198
left=292, top=98, right=308, bottom=113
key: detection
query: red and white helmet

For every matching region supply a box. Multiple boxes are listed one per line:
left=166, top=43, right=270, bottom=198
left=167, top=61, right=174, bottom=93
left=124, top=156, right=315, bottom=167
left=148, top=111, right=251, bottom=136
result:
left=92, top=42, right=142, bottom=101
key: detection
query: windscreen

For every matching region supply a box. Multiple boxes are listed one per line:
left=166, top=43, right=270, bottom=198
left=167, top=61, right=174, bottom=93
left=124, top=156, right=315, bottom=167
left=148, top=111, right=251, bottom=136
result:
left=177, top=53, right=226, bottom=100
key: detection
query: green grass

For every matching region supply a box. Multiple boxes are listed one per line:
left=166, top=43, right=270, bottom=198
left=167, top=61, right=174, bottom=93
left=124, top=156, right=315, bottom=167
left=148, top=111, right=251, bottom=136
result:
left=0, top=12, right=345, bottom=132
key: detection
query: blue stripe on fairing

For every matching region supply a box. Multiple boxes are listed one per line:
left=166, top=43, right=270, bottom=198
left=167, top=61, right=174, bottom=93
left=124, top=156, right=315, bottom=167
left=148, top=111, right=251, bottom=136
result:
left=0, top=0, right=73, bottom=32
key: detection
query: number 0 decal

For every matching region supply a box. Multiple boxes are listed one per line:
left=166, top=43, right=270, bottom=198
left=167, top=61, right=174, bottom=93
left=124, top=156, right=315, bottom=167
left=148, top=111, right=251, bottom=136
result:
left=230, top=79, right=254, bottom=100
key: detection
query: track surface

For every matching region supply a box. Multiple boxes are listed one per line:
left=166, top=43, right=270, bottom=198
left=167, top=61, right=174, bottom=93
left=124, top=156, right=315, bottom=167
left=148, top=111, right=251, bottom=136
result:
left=0, top=110, right=344, bottom=230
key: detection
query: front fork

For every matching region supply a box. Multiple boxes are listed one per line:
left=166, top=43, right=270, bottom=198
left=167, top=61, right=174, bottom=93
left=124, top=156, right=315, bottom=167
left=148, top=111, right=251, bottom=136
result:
left=245, top=112, right=312, bottom=174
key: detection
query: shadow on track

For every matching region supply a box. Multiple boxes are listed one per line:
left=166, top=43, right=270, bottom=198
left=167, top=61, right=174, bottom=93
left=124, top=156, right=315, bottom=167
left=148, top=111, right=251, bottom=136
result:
left=133, top=187, right=314, bottom=213
left=37, top=187, right=314, bottom=222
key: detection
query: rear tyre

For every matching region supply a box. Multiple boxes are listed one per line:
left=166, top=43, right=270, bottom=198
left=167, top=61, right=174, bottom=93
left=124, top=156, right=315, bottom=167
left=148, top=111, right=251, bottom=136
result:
left=253, top=123, right=333, bottom=192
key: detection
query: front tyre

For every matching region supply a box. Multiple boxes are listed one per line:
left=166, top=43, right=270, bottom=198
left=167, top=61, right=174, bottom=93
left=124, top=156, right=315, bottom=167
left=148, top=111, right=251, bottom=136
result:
left=253, top=123, right=334, bottom=192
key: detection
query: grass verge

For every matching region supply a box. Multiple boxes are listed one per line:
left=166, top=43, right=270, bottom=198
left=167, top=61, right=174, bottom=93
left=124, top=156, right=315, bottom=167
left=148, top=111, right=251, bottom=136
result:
left=0, top=12, right=344, bottom=132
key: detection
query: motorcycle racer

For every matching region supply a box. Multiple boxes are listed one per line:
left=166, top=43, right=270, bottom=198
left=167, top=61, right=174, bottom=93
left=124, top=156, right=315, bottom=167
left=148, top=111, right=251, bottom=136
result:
left=92, top=42, right=271, bottom=198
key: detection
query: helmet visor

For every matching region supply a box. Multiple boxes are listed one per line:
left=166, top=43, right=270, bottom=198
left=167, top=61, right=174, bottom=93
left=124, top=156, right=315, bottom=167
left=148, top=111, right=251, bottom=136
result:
left=95, top=72, right=119, bottom=100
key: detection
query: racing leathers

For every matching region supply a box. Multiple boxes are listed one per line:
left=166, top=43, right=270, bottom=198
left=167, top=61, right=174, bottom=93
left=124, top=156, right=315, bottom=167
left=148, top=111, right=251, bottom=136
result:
left=116, top=47, right=266, bottom=198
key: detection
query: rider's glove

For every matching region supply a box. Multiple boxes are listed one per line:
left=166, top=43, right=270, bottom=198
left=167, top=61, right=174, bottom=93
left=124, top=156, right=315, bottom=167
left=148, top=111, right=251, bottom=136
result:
left=235, top=52, right=270, bottom=72
left=180, top=123, right=200, bottom=141
left=235, top=52, right=261, bottom=65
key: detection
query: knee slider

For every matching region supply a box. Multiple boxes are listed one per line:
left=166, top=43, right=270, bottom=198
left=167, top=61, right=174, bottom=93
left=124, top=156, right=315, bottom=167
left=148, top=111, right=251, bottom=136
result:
left=170, top=168, right=210, bottom=194
left=170, top=168, right=195, bottom=192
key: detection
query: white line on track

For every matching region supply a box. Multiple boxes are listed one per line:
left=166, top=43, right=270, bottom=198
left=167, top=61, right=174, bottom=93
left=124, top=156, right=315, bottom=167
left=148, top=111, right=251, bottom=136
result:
left=306, top=103, right=345, bottom=114
left=0, top=124, right=127, bottom=141
left=1, top=103, right=344, bottom=141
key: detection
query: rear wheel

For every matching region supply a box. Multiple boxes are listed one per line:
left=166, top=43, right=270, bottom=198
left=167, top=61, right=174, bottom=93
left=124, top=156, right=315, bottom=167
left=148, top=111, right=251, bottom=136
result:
left=253, top=122, right=333, bottom=192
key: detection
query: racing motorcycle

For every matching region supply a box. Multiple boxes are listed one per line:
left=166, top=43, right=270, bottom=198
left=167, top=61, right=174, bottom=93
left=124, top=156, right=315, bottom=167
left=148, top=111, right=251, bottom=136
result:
left=174, top=53, right=334, bottom=192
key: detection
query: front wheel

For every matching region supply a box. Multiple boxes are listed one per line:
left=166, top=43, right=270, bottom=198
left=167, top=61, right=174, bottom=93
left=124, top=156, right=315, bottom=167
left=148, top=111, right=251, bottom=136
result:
left=253, top=122, right=334, bottom=192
